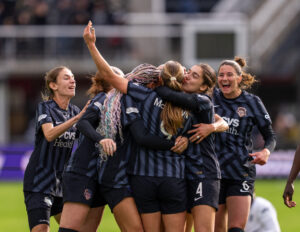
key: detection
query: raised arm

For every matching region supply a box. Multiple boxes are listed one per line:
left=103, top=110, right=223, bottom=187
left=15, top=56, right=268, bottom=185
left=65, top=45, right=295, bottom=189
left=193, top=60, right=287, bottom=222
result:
left=83, top=21, right=128, bottom=93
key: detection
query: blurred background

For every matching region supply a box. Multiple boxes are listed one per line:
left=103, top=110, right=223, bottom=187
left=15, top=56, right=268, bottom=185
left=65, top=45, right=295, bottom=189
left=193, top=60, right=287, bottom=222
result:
left=0, top=0, right=300, bottom=231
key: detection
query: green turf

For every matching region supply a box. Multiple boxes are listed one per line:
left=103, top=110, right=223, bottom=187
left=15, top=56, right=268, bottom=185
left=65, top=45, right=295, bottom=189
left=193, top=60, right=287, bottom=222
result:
left=0, top=180, right=299, bottom=231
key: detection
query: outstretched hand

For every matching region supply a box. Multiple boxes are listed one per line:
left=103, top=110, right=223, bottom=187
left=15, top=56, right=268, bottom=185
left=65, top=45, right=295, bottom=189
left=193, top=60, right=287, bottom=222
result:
left=83, top=20, right=96, bottom=45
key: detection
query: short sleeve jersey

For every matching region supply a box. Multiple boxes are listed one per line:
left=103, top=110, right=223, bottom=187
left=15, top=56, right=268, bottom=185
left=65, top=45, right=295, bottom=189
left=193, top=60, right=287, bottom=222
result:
left=23, top=100, right=80, bottom=197
left=213, top=88, right=272, bottom=180
left=126, top=82, right=192, bottom=179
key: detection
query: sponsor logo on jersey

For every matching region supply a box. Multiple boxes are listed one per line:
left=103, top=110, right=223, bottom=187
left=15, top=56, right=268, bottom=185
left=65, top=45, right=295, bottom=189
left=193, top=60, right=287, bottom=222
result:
left=54, top=132, right=75, bottom=148
left=222, top=117, right=239, bottom=135
left=154, top=98, right=165, bottom=109
left=236, top=107, right=247, bottom=117
left=84, top=188, right=92, bottom=200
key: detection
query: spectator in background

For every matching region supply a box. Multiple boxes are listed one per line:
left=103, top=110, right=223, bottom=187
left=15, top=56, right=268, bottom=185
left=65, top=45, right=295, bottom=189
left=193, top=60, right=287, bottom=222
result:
left=245, top=193, right=281, bottom=232
left=283, top=145, right=300, bottom=208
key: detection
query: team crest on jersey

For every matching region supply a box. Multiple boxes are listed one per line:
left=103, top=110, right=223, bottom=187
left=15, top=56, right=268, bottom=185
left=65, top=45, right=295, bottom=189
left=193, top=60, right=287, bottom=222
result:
left=236, top=107, right=247, bottom=117
left=83, top=188, right=92, bottom=200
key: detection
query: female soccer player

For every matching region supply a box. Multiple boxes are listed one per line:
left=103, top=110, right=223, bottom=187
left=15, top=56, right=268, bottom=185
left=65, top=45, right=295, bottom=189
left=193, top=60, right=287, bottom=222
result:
left=59, top=69, right=123, bottom=232
left=213, top=57, right=276, bottom=232
left=23, top=66, right=88, bottom=232
left=83, top=21, right=191, bottom=232
left=154, top=63, right=228, bottom=232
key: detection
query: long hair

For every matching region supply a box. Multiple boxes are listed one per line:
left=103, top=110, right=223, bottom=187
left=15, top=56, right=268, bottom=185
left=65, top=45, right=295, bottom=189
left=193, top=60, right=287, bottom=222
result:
left=41, top=66, right=68, bottom=101
left=218, top=56, right=257, bottom=90
left=98, top=64, right=160, bottom=143
left=195, top=63, right=216, bottom=96
left=87, top=66, right=124, bottom=98
left=160, top=60, right=185, bottom=136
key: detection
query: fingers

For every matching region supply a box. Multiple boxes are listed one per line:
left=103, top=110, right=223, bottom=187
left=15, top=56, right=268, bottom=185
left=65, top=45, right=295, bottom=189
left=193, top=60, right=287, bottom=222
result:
left=187, top=128, right=198, bottom=134
left=284, top=197, right=296, bottom=208
left=100, top=139, right=116, bottom=156
left=189, top=134, right=202, bottom=143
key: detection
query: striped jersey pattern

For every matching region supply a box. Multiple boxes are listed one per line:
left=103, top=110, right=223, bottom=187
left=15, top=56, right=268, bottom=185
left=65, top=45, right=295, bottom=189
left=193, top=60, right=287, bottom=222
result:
left=213, top=88, right=272, bottom=181
left=23, top=100, right=80, bottom=197
left=185, top=94, right=221, bottom=180
left=126, top=82, right=191, bottom=179
left=87, top=93, right=133, bottom=188
left=65, top=93, right=106, bottom=180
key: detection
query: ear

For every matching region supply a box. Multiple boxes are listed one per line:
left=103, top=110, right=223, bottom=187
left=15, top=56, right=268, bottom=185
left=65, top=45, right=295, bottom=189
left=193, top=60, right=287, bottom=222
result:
left=49, top=82, right=57, bottom=91
left=199, top=84, right=208, bottom=93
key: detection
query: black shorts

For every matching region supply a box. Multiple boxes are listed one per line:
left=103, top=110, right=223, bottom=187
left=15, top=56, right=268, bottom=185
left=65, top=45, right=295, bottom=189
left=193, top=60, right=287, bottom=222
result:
left=99, top=185, right=132, bottom=212
left=63, top=172, right=106, bottom=208
left=24, top=191, right=63, bottom=230
left=218, top=179, right=254, bottom=204
left=187, top=179, right=220, bottom=211
left=130, top=175, right=187, bottom=214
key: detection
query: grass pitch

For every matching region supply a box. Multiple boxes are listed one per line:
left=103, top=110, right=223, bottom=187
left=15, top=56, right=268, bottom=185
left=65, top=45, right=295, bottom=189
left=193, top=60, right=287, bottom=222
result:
left=0, top=179, right=299, bottom=231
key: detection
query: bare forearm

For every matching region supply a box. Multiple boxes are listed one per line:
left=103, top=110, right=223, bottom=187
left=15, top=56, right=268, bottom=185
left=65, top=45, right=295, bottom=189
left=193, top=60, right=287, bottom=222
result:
left=287, top=145, right=300, bottom=183
left=214, top=114, right=228, bottom=133
left=43, top=116, right=79, bottom=142
left=86, top=43, right=113, bottom=80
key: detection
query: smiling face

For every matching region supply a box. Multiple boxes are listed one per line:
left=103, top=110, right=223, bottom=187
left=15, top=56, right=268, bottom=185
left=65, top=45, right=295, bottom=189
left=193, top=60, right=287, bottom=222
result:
left=182, top=65, right=207, bottom=94
left=217, top=64, right=242, bottom=99
left=50, top=68, right=76, bottom=99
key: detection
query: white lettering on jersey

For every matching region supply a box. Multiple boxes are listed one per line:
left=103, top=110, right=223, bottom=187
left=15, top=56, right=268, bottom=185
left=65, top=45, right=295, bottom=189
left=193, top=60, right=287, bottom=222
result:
left=58, top=131, right=76, bottom=140
left=222, top=117, right=239, bottom=135
left=223, top=117, right=240, bottom=127
left=154, top=98, right=165, bottom=109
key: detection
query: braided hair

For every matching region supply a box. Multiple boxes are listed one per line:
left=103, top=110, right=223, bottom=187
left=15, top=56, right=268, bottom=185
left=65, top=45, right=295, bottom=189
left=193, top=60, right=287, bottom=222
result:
left=98, top=63, right=160, bottom=143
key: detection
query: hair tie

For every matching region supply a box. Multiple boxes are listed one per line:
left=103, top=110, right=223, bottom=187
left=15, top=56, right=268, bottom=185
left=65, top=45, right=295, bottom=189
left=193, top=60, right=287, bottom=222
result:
left=170, top=76, right=176, bottom=81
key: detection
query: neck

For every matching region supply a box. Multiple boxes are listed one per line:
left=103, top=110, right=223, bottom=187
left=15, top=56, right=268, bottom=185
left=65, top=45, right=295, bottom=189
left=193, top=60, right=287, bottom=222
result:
left=53, top=95, right=70, bottom=110
left=224, top=88, right=242, bottom=99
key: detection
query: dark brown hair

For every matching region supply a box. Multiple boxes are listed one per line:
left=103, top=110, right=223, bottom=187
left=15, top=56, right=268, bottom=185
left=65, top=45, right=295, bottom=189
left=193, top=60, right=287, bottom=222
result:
left=196, top=63, right=216, bottom=95
left=218, top=56, right=257, bottom=90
